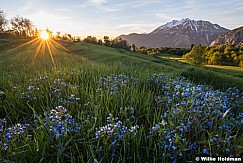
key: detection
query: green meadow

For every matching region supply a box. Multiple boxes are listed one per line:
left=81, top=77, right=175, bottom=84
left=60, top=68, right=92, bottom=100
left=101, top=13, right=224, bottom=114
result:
left=0, top=39, right=242, bottom=162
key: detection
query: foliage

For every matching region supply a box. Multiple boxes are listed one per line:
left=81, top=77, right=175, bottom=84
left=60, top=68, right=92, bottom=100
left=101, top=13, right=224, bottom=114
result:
left=83, top=36, right=98, bottom=44
left=83, top=36, right=130, bottom=51
left=205, top=44, right=243, bottom=67
left=136, top=46, right=190, bottom=56
left=184, top=44, right=243, bottom=67
left=103, top=36, right=111, bottom=46
left=0, top=9, right=7, bottom=32
left=0, top=10, right=78, bottom=40
left=10, top=16, right=34, bottom=37
left=111, top=38, right=130, bottom=50
left=183, top=45, right=207, bottom=66
left=0, top=9, right=37, bottom=38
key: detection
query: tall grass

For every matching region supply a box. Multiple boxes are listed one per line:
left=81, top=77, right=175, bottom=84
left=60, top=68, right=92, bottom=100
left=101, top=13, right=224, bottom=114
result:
left=0, top=39, right=242, bottom=162
left=181, top=67, right=243, bottom=91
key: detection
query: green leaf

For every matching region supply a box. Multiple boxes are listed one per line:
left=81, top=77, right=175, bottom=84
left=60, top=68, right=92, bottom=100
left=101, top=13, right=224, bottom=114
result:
left=169, top=121, right=174, bottom=127
left=175, top=134, right=180, bottom=143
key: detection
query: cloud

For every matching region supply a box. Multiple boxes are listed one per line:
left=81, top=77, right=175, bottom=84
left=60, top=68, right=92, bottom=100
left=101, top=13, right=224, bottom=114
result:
left=154, top=13, right=176, bottom=21
left=115, top=23, right=157, bottom=33
left=20, top=0, right=42, bottom=12
left=131, top=0, right=162, bottom=8
left=96, top=6, right=120, bottom=12
left=113, top=0, right=162, bottom=8
left=73, top=0, right=118, bottom=12
left=55, top=9, right=72, bottom=12
left=62, top=16, right=73, bottom=20
left=88, top=0, right=107, bottom=5
left=78, top=4, right=87, bottom=8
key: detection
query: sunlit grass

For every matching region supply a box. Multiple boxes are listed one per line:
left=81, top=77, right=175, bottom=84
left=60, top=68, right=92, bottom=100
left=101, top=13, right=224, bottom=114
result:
left=159, top=53, right=243, bottom=72
left=206, top=64, right=243, bottom=72
left=0, top=40, right=242, bottom=162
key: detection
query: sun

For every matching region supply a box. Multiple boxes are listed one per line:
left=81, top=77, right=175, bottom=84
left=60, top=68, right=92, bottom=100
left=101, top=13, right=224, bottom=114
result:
left=40, top=31, right=49, bottom=40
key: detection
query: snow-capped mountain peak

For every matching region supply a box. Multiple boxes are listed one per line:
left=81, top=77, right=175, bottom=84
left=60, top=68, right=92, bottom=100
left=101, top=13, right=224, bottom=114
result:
left=117, top=18, right=229, bottom=48
left=160, top=18, right=193, bottom=29
left=157, top=18, right=223, bottom=32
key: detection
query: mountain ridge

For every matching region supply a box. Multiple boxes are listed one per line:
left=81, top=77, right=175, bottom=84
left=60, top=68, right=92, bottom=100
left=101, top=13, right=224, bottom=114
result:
left=118, top=18, right=229, bottom=48
left=210, top=26, right=243, bottom=46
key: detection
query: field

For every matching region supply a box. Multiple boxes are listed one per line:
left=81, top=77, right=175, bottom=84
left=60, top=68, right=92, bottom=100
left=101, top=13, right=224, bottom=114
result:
left=159, top=53, right=243, bottom=73
left=0, top=39, right=242, bottom=162
left=158, top=53, right=243, bottom=91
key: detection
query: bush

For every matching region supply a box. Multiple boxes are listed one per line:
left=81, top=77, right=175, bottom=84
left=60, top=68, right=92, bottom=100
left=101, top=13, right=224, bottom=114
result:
left=183, top=45, right=207, bottom=66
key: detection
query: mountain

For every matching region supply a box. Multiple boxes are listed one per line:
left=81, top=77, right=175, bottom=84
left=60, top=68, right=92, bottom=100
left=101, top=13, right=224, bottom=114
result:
left=118, top=18, right=229, bottom=48
left=210, top=26, right=243, bottom=46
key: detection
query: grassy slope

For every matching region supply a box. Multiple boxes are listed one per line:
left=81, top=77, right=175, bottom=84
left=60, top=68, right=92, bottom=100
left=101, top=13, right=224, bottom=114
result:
left=159, top=53, right=243, bottom=76
left=0, top=39, right=242, bottom=162
left=66, top=42, right=243, bottom=90
left=1, top=39, right=242, bottom=91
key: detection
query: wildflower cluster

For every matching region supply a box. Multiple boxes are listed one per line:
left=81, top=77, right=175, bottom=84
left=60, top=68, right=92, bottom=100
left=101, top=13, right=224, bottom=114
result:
left=96, top=74, right=140, bottom=96
left=0, top=118, right=31, bottom=152
left=95, top=113, right=139, bottom=139
left=20, top=75, right=49, bottom=103
left=20, top=75, right=81, bottom=106
left=2, top=71, right=243, bottom=162
left=147, top=73, right=243, bottom=162
left=95, top=110, right=139, bottom=161
left=0, top=106, right=80, bottom=153
left=41, top=106, right=81, bottom=139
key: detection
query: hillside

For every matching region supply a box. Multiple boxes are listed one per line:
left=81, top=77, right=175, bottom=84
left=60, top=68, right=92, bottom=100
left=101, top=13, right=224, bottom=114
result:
left=210, top=26, right=243, bottom=46
left=2, top=39, right=242, bottom=90
left=68, top=41, right=243, bottom=91
left=0, top=39, right=242, bottom=162
left=118, top=18, right=229, bottom=48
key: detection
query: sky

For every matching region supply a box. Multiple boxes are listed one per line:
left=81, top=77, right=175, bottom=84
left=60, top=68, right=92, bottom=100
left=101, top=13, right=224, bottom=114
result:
left=1, top=0, right=243, bottom=38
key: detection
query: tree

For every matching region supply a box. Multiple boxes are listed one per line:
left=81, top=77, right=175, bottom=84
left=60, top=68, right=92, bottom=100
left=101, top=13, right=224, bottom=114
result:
left=67, top=34, right=72, bottom=40
left=83, top=36, right=97, bottom=44
left=137, top=46, right=148, bottom=54
left=62, top=33, right=69, bottom=40
left=75, top=37, right=81, bottom=42
left=0, top=9, right=7, bottom=32
left=110, top=38, right=130, bottom=50
left=97, top=39, right=103, bottom=45
left=190, top=43, right=194, bottom=50
left=56, top=31, right=61, bottom=39
left=239, top=54, right=243, bottom=67
left=10, top=16, right=34, bottom=37
left=0, top=9, right=8, bottom=38
left=46, top=28, right=53, bottom=38
left=33, top=28, right=39, bottom=37
left=132, top=44, right=136, bottom=52
left=103, top=36, right=110, bottom=46
left=210, top=52, right=222, bottom=65
left=183, top=45, right=206, bottom=66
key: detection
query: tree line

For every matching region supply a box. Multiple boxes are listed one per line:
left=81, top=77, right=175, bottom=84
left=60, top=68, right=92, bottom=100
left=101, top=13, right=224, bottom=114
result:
left=135, top=46, right=190, bottom=56
left=183, top=44, right=243, bottom=67
left=83, top=36, right=130, bottom=50
left=0, top=9, right=38, bottom=38
left=0, top=9, right=77, bottom=40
